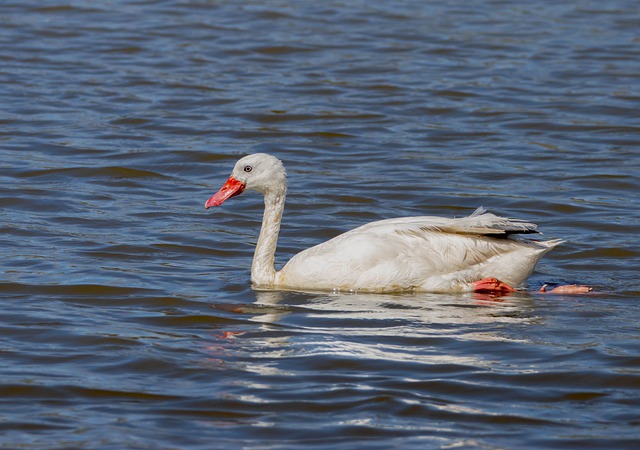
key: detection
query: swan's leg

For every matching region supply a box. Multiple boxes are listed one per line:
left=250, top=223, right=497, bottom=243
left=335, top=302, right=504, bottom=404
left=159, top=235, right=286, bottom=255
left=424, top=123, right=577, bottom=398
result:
left=472, top=277, right=516, bottom=294
left=539, top=284, right=592, bottom=294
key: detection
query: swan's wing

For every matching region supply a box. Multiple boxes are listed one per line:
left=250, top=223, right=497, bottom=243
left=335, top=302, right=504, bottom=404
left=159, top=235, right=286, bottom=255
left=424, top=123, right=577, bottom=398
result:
left=356, top=207, right=539, bottom=238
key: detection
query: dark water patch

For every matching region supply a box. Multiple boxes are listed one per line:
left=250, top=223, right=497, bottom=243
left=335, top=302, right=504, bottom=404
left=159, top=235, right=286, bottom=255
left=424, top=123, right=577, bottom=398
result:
left=0, top=282, right=155, bottom=298
left=0, top=384, right=184, bottom=404
left=15, top=166, right=169, bottom=181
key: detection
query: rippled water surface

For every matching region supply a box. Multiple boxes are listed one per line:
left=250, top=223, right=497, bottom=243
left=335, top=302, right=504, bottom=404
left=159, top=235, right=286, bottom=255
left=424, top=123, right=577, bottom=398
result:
left=2, top=1, right=640, bottom=448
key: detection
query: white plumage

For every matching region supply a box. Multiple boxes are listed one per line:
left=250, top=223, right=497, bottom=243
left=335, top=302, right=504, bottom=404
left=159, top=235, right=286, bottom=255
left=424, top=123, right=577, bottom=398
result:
left=205, top=153, right=561, bottom=293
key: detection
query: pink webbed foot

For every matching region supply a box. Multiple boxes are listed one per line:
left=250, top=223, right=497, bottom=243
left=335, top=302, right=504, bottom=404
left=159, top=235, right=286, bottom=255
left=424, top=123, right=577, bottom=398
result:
left=539, top=284, right=593, bottom=294
left=472, top=277, right=517, bottom=294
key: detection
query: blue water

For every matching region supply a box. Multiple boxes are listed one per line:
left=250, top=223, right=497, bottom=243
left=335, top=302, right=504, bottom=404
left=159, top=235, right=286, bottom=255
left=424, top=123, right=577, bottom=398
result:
left=1, top=1, right=639, bottom=448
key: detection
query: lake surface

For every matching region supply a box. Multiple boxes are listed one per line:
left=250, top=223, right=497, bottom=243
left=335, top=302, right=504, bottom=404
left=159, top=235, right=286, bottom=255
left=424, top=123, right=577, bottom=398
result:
left=1, top=0, right=639, bottom=448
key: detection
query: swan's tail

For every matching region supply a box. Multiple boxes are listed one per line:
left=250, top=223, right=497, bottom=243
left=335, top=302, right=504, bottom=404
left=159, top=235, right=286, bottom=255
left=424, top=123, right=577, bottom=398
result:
left=537, top=238, right=564, bottom=251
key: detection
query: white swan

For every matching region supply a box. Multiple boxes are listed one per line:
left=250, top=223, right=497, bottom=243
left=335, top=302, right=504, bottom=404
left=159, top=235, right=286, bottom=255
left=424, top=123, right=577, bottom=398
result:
left=205, top=153, right=581, bottom=294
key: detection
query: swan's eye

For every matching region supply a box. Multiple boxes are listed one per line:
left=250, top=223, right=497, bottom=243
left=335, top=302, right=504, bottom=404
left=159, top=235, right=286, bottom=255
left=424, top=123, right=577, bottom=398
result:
left=243, top=165, right=252, bottom=173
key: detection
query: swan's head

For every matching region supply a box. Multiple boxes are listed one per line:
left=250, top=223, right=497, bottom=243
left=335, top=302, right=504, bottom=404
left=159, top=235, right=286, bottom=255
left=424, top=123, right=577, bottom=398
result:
left=205, top=153, right=286, bottom=208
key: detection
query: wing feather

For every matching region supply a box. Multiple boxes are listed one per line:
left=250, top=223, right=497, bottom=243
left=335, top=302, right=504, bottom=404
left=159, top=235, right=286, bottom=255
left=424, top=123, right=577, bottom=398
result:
left=360, top=207, right=539, bottom=238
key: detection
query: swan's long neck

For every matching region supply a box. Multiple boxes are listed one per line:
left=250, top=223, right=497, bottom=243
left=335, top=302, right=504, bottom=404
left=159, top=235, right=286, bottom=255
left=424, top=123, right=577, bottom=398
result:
left=251, top=186, right=286, bottom=288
